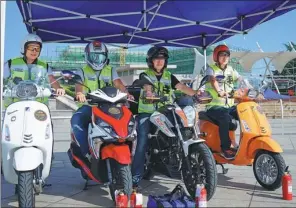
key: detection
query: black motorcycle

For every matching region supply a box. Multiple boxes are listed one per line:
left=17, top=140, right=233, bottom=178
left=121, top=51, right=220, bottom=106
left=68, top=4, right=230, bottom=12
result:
left=130, top=75, right=218, bottom=200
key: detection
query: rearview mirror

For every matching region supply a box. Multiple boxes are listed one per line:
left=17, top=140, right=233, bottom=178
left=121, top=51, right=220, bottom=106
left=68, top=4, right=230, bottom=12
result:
left=13, top=77, right=23, bottom=84
left=61, top=70, right=83, bottom=84
left=215, top=75, right=225, bottom=82
left=197, top=75, right=210, bottom=90
left=248, top=89, right=259, bottom=98
left=139, top=73, right=154, bottom=86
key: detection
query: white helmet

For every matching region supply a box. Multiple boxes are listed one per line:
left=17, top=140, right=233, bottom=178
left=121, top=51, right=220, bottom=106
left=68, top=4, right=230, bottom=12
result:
left=84, top=40, right=109, bottom=71
left=20, top=33, right=43, bottom=55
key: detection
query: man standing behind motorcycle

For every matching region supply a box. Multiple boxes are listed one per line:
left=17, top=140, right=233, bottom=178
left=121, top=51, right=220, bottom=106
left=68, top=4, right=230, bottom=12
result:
left=204, top=44, right=244, bottom=160
left=3, top=33, right=65, bottom=108
left=132, top=46, right=202, bottom=190
left=71, top=40, right=134, bottom=158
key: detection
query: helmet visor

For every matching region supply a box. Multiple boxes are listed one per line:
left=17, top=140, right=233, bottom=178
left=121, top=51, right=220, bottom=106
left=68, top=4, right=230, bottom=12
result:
left=218, top=51, right=230, bottom=57
left=88, top=52, right=107, bottom=65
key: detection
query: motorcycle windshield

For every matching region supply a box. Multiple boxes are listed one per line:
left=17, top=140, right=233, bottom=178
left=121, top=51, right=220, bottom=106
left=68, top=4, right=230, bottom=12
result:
left=4, top=65, right=51, bottom=100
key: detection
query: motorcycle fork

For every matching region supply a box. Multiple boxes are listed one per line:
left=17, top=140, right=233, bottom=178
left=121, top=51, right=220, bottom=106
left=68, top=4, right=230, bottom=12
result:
left=106, top=159, right=113, bottom=185
left=171, top=110, right=192, bottom=173
left=33, top=164, right=44, bottom=194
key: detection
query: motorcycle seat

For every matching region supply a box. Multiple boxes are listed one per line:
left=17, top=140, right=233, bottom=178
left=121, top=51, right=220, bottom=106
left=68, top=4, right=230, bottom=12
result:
left=198, top=111, right=237, bottom=131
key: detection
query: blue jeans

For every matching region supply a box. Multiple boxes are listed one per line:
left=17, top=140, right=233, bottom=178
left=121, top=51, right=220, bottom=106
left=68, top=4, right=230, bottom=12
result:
left=131, top=113, right=152, bottom=186
left=70, top=105, right=92, bottom=156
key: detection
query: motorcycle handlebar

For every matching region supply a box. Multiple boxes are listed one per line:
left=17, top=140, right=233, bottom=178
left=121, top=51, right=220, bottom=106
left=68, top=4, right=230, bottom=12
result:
left=145, top=96, right=168, bottom=102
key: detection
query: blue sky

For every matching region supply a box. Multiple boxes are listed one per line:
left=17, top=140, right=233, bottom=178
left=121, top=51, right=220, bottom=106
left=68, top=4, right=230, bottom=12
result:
left=4, top=1, right=296, bottom=64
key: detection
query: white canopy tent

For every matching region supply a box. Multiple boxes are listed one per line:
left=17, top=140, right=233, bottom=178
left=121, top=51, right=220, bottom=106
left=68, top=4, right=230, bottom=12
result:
left=192, top=50, right=296, bottom=76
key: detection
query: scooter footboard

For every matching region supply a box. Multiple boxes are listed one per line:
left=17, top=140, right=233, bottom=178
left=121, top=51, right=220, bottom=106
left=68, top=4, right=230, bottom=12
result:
left=101, top=144, right=131, bottom=165
left=13, top=147, right=43, bottom=171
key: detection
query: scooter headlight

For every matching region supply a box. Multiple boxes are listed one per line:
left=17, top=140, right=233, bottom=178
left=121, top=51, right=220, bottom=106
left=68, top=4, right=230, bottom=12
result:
left=183, top=106, right=196, bottom=127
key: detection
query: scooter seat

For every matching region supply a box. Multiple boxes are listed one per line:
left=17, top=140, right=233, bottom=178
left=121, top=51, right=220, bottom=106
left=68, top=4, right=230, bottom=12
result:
left=198, top=111, right=219, bottom=126
left=198, top=111, right=237, bottom=131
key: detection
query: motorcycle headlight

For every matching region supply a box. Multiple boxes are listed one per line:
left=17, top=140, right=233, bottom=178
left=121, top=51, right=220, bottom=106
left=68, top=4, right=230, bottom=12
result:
left=16, top=83, right=38, bottom=98
left=183, top=106, right=196, bottom=127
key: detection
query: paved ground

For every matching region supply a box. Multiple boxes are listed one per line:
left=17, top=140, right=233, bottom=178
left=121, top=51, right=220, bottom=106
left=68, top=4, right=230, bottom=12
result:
left=2, top=118, right=296, bottom=207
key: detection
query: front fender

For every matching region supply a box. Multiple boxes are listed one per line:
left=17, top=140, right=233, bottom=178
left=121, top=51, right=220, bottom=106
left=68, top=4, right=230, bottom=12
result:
left=248, top=137, right=283, bottom=159
left=13, top=147, right=43, bottom=171
left=183, top=138, right=205, bottom=156
left=101, top=144, right=131, bottom=165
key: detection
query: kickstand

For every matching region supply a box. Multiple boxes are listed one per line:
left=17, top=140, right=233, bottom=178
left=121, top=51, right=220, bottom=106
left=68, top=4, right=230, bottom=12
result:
left=219, top=164, right=229, bottom=174
left=83, top=180, right=88, bottom=190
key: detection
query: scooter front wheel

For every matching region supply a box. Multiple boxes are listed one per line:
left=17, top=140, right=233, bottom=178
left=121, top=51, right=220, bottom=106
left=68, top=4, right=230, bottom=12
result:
left=253, top=150, right=286, bottom=190
left=108, top=160, right=132, bottom=202
left=18, top=171, right=35, bottom=208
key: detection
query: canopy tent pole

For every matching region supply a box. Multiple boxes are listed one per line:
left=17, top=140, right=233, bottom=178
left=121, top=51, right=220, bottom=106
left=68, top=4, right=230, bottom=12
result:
left=1, top=0, right=6, bottom=136
left=1, top=1, right=6, bottom=111
left=256, top=42, right=284, bottom=122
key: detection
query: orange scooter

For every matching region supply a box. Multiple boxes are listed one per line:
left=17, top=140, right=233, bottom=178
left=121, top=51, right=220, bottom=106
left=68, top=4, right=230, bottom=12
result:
left=198, top=75, right=286, bottom=190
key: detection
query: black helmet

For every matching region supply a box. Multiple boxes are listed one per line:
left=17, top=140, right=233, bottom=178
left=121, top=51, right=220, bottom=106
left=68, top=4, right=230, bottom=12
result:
left=146, top=46, right=169, bottom=71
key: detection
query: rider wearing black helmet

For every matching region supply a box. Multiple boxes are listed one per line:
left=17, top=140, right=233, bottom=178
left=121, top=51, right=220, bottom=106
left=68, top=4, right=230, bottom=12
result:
left=131, top=46, right=201, bottom=190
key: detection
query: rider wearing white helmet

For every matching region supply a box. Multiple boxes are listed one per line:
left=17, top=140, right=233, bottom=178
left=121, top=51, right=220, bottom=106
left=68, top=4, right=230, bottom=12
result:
left=3, top=33, right=65, bottom=107
left=71, top=40, right=133, bottom=157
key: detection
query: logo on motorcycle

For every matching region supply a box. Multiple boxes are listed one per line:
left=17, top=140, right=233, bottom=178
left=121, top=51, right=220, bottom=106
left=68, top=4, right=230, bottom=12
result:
left=34, top=110, right=47, bottom=121
left=11, top=116, right=16, bottom=122
left=108, top=107, right=120, bottom=115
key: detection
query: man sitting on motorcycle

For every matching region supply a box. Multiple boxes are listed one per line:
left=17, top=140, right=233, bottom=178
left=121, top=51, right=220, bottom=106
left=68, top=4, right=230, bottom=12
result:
left=3, top=33, right=65, bottom=108
left=132, top=46, right=202, bottom=190
left=71, top=40, right=134, bottom=158
left=204, top=44, right=244, bottom=160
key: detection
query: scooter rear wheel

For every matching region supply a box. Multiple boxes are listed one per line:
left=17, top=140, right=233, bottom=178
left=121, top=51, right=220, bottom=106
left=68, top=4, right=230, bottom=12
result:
left=18, top=171, right=35, bottom=208
left=253, top=150, right=286, bottom=190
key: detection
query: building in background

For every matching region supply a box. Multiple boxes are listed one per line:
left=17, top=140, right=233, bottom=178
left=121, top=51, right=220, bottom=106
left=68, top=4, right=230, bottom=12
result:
left=45, top=44, right=249, bottom=85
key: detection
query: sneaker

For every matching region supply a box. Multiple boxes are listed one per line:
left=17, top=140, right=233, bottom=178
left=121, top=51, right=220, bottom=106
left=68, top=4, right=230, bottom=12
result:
left=221, top=149, right=236, bottom=160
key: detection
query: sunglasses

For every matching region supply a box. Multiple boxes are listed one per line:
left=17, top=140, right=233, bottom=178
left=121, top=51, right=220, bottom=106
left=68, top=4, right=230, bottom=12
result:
left=27, top=46, right=41, bottom=52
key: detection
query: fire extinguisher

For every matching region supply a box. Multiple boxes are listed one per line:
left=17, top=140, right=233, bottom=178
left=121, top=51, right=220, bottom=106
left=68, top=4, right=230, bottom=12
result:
left=195, top=184, right=207, bottom=208
left=282, top=166, right=293, bottom=200
left=115, top=190, right=128, bottom=207
left=130, top=190, right=143, bottom=208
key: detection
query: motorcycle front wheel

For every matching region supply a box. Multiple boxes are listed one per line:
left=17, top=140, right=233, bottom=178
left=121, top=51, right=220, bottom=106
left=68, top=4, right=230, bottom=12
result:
left=108, top=160, right=132, bottom=202
left=182, top=143, right=217, bottom=201
left=17, top=171, right=35, bottom=208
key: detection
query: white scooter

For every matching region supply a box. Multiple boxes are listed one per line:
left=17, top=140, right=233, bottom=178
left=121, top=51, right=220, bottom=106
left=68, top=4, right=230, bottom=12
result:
left=1, top=65, right=63, bottom=207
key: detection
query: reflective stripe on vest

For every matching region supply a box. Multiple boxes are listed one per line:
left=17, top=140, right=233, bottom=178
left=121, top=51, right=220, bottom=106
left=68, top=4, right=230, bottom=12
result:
left=138, top=69, right=173, bottom=114
left=205, top=64, right=235, bottom=108
left=4, top=57, right=48, bottom=108
left=78, top=64, right=113, bottom=108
